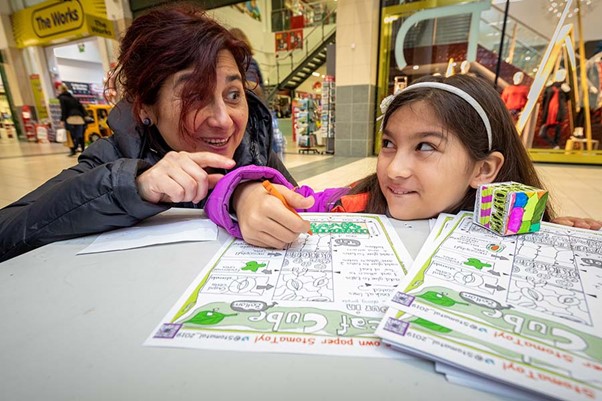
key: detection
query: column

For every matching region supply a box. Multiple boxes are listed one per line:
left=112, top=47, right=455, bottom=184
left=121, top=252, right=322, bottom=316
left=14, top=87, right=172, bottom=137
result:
left=335, top=0, right=380, bottom=157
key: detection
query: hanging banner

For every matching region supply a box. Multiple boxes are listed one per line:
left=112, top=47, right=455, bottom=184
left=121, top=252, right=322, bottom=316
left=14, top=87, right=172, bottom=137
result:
left=274, top=29, right=304, bottom=52
left=11, top=0, right=115, bottom=48
left=29, top=74, right=49, bottom=120
left=275, top=31, right=289, bottom=52
left=289, top=29, right=303, bottom=51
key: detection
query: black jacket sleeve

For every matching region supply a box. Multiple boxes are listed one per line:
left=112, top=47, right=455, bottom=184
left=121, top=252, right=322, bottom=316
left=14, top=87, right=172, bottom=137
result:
left=0, top=140, right=167, bottom=262
left=266, top=151, right=297, bottom=186
left=59, top=96, right=68, bottom=122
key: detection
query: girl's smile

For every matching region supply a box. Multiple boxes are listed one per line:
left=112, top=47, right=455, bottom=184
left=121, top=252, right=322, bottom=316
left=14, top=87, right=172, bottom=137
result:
left=377, top=100, right=483, bottom=220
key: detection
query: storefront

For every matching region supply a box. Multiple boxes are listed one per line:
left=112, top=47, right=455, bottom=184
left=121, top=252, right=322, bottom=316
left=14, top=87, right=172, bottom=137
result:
left=376, top=0, right=602, bottom=164
left=6, top=0, right=118, bottom=140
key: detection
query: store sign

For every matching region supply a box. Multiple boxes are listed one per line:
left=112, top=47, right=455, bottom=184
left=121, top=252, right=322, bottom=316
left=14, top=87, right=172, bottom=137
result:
left=11, top=0, right=115, bottom=48
left=63, top=81, right=92, bottom=96
left=32, top=1, right=85, bottom=39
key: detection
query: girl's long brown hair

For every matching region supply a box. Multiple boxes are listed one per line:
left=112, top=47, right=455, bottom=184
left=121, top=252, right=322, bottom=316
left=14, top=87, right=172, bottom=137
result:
left=349, top=75, right=555, bottom=220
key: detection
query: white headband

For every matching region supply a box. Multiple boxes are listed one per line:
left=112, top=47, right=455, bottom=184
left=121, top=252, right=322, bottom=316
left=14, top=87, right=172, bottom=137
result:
left=382, top=82, right=493, bottom=152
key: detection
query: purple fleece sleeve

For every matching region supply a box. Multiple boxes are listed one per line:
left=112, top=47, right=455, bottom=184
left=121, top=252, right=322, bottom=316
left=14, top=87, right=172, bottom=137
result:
left=295, top=185, right=351, bottom=213
left=205, top=165, right=350, bottom=238
left=204, top=165, right=295, bottom=238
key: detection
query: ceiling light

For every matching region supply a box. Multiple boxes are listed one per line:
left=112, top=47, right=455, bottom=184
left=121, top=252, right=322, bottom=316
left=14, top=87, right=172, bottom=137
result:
left=544, top=0, right=598, bottom=18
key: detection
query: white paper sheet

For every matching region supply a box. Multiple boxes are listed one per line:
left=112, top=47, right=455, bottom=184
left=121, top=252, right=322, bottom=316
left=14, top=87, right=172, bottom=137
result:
left=145, top=213, right=416, bottom=358
left=377, top=212, right=602, bottom=401
left=435, top=362, right=555, bottom=401
left=78, top=208, right=217, bottom=254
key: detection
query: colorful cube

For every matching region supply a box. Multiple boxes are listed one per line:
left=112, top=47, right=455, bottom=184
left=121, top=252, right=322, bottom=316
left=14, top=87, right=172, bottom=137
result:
left=474, top=182, right=548, bottom=235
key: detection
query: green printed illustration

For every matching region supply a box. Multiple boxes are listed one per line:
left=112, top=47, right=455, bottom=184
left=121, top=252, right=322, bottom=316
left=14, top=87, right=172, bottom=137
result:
left=417, top=291, right=468, bottom=307
left=241, top=261, right=267, bottom=272
left=408, top=320, right=567, bottom=374
left=179, top=302, right=382, bottom=338
left=464, top=258, right=491, bottom=270
left=412, top=317, right=452, bottom=333
left=185, top=309, right=238, bottom=325
left=414, top=285, right=602, bottom=362
left=310, top=221, right=369, bottom=234
left=395, top=312, right=558, bottom=365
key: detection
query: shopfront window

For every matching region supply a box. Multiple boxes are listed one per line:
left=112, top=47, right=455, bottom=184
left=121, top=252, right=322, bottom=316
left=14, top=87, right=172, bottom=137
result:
left=376, top=0, right=602, bottom=163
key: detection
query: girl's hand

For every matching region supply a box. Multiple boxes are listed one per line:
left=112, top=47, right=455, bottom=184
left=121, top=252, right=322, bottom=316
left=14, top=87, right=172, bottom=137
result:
left=136, top=151, right=235, bottom=204
left=552, top=216, right=602, bottom=231
left=233, top=182, right=315, bottom=248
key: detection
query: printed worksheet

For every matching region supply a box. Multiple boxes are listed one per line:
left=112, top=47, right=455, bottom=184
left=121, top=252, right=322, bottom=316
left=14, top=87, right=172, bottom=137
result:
left=377, top=213, right=602, bottom=401
left=146, top=213, right=414, bottom=358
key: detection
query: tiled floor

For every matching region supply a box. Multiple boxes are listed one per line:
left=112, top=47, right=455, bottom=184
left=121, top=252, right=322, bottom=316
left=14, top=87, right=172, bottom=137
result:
left=0, top=136, right=600, bottom=220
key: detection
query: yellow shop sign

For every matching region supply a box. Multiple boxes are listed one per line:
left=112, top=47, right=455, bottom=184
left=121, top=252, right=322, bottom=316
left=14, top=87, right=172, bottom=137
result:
left=11, top=0, right=114, bottom=48
left=32, top=1, right=84, bottom=38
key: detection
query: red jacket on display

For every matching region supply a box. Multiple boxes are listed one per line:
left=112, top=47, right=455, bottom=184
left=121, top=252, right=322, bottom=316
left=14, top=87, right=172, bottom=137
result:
left=541, top=82, right=570, bottom=125
left=501, top=84, right=529, bottom=111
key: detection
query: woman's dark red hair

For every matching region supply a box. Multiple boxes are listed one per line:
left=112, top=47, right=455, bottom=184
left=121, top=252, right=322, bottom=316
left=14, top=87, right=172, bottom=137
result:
left=110, top=3, right=250, bottom=128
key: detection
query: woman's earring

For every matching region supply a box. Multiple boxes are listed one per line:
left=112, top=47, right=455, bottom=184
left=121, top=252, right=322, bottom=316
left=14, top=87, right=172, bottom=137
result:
left=142, top=117, right=152, bottom=126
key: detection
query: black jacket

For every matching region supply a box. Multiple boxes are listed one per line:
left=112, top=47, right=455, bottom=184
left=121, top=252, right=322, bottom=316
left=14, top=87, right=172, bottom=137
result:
left=0, top=91, right=294, bottom=262
left=541, top=82, right=570, bottom=124
left=58, top=91, right=86, bottom=122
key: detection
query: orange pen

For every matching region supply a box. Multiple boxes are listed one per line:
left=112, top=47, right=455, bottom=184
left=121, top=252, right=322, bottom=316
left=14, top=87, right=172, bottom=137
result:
left=262, top=180, right=312, bottom=235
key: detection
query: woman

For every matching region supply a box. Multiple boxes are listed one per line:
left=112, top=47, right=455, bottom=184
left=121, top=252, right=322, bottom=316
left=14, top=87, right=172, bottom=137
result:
left=57, top=84, right=87, bottom=156
left=0, top=4, right=294, bottom=262
left=229, top=28, right=265, bottom=99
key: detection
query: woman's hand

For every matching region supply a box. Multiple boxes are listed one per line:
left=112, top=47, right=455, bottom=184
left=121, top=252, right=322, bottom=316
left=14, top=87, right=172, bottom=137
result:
left=552, top=216, right=602, bottom=230
left=233, top=182, right=315, bottom=248
left=136, top=151, right=235, bottom=204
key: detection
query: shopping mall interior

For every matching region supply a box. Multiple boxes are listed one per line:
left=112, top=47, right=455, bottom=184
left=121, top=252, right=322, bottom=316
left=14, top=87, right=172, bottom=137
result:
left=2, top=2, right=602, bottom=400
left=1, top=0, right=601, bottom=217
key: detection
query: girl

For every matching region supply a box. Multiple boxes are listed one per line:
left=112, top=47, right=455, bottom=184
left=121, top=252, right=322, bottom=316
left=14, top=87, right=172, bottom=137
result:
left=205, top=75, right=601, bottom=248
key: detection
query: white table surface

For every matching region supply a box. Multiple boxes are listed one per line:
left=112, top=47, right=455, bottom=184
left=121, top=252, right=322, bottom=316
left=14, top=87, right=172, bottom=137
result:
left=0, top=212, right=518, bottom=401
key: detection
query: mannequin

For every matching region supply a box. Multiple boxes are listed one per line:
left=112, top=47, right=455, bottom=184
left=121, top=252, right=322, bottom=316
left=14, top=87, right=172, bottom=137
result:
left=538, top=69, right=571, bottom=149
left=501, top=72, right=529, bottom=121
left=459, top=60, right=476, bottom=77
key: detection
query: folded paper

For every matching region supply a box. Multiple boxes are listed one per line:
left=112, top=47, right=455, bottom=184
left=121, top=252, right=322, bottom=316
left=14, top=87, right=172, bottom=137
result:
left=474, top=181, right=548, bottom=235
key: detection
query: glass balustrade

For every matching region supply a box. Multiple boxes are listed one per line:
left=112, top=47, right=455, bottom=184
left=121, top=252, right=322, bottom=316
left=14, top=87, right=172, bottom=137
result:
left=264, top=1, right=336, bottom=99
left=479, top=5, right=549, bottom=81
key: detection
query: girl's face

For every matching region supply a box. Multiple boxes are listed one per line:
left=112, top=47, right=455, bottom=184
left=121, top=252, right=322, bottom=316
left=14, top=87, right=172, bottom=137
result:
left=377, top=100, right=482, bottom=220
left=145, top=50, right=248, bottom=157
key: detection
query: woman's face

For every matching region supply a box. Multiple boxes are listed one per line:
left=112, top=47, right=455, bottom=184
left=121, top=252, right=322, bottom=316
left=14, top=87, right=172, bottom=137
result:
left=146, top=50, right=248, bottom=158
left=377, top=100, right=482, bottom=220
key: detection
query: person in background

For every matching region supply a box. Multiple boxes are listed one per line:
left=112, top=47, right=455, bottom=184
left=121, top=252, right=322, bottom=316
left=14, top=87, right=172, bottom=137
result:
left=205, top=74, right=601, bottom=248
left=0, top=3, right=297, bottom=263
left=57, top=83, right=87, bottom=156
left=229, top=28, right=265, bottom=99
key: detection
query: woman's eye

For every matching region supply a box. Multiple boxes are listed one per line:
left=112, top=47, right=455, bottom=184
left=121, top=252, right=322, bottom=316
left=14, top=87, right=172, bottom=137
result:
left=417, top=142, right=435, bottom=151
left=226, top=90, right=242, bottom=102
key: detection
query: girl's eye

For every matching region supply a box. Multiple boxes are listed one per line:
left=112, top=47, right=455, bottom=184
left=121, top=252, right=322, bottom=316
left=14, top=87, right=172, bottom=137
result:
left=382, top=139, right=395, bottom=149
left=417, top=142, right=435, bottom=151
